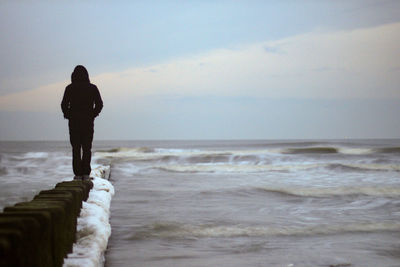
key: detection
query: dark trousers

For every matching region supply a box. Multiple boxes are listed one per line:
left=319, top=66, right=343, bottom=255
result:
left=69, top=117, right=94, bottom=176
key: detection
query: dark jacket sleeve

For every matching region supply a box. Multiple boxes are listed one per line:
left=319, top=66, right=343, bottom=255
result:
left=93, top=85, right=103, bottom=118
left=61, top=86, right=71, bottom=119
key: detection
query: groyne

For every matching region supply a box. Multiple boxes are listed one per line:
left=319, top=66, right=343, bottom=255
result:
left=0, top=180, right=94, bottom=267
left=63, top=166, right=114, bottom=267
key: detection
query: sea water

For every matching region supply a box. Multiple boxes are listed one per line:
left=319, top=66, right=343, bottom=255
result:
left=1, top=140, right=400, bottom=267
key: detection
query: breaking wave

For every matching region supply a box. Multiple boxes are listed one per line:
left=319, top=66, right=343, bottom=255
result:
left=95, top=145, right=400, bottom=175
left=129, top=221, right=400, bottom=240
left=154, top=164, right=319, bottom=173
left=154, top=162, right=400, bottom=174
left=95, top=145, right=400, bottom=164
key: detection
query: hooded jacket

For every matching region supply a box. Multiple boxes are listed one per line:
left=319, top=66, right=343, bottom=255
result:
left=61, top=65, right=103, bottom=120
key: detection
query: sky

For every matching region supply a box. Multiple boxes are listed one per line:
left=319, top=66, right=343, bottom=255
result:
left=0, top=0, right=400, bottom=140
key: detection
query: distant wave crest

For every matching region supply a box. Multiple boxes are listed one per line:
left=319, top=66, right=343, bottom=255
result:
left=255, top=186, right=400, bottom=198
left=374, top=147, right=400, bottom=154
left=282, top=147, right=338, bottom=154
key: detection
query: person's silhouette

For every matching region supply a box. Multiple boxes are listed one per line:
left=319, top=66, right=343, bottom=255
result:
left=61, top=65, right=103, bottom=180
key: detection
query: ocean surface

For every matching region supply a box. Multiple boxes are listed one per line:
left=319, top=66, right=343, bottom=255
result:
left=1, top=140, right=400, bottom=267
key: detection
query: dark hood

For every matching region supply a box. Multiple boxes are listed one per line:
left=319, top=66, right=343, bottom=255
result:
left=71, top=65, right=90, bottom=83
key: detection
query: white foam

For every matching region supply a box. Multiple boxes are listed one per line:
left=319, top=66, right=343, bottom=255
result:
left=94, top=147, right=273, bottom=161
left=63, top=165, right=114, bottom=267
left=13, top=152, right=50, bottom=159
left=25, top=152, right=50, bottom=158
left=133, top=221, right=400, bottom=239
left=337, top=147, right=374, bottom=155
left=155, top=163, right=320, bottom=173
left=152, top=161, right=400, bottom=174
left=154, top=148, right=201, bottom=153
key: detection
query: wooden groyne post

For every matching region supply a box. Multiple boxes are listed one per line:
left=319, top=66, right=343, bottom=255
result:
left=0, top=180, right=93, bottom=267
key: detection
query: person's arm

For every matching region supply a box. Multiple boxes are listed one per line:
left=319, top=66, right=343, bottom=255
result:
left=61, top=86, right=71, bottom=119
left=93, top=85, right=103, bottom=118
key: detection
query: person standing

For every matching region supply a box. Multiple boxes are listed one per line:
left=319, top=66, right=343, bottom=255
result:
left=61, top=65, right=103, bottom=180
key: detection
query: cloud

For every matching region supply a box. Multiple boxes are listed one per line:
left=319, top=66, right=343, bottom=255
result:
left=1, top=22, right=399, bottom=112
left=0, top=80, right=68, bottom=112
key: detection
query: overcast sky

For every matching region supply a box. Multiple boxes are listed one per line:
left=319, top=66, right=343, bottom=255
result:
left=0, top=0, right=400, bottom=140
